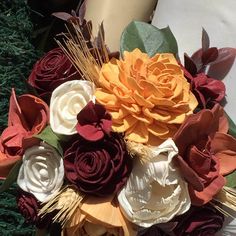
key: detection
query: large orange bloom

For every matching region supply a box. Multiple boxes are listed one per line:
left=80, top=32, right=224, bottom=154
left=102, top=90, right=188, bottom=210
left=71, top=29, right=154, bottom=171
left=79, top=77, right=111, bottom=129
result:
left=95, top=49, right=198, bottom=145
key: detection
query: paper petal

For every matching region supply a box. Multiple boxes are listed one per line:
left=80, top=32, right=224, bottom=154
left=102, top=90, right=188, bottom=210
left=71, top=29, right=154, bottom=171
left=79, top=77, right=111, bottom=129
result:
left=0, top=152, right=21, bottom=179
left=211, top=132, right=236, bottom=175
left=80, top=196, right=122, bottom=228
left=189, top=174, right=226, bottom=206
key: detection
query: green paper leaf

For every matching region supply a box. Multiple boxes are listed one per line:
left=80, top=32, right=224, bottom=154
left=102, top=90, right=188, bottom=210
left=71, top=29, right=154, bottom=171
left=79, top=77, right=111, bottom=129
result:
left=0, top=160, right=22, bottom=193
left=225, top=171, right=236, bottom=188
left=120, top=21, right=178, bottom=57
left=35, top=126, right=63, bottom=156
left=226, top=113, right=236, bottom=138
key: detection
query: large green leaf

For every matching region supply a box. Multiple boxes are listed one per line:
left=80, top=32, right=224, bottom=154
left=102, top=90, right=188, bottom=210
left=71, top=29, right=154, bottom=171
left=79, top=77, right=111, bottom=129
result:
left=35, top=126, right=63, bottom=156
left=226, top=113, right=236, bottom=138
left=225, top=171, right=236, bottom=188
left=120, top=21, right=178, bottom=57
left=0, top=160, right=22, bottom=193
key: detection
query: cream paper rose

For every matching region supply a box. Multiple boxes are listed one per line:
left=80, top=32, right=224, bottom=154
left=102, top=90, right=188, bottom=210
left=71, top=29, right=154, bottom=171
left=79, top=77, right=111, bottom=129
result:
left=118, top=139, right=191, bottom=227
left=50, top=80, right=96, bottom=135
left=17, top=142, right=64, bottom=202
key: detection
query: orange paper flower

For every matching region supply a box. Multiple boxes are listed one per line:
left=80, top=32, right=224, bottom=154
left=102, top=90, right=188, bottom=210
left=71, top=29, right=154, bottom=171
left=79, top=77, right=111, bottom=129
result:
left=95, top=49, right=198, bottom=145
left=63, top=195, right=137, bottom=236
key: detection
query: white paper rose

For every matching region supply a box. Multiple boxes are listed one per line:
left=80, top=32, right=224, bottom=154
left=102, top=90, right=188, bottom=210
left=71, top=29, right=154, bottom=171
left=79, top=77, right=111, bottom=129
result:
left=118, top=139, right=191, bottom=227
left=17, top=142, right=64, bottom=202
left=50, top=80, right=96, bottom=135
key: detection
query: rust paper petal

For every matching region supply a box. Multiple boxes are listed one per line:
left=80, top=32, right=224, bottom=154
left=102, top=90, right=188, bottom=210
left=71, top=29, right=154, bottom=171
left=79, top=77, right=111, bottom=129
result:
left=174, top=104, right=225, bottom=157
left=174, top=110, right=212, bottom=157
left=211, top=132, right=236, bottom=175
left=8, top=89, right=28, bottom=128
left=218, top=112, right=229, bottom=133
left=0, top=125, right=27, bottom=152
left=8, top=89, right=49, bottom=134
left=17, top=95, right=49, bottom=134
left=0, top=151, right=21, bottom=179
left=176, top=155, right=204, bottom=192
left=189, top=174, right=226, bottom=206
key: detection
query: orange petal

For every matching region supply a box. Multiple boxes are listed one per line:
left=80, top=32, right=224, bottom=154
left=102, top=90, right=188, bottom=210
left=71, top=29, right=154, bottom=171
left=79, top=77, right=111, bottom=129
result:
left=80, top=195, right=122, bottom=228
left=118, top=208, right=137, bottom=236
left=211, top=132, right=236, bottom=175
left=8, top=89, right=27, bottom=127
left=125, top=121, right=149, bottom=143
left=189, top=174, right=226, bottom=206
left=66, top=210, right=86, bottom=228
left=0, top=152, right=21, bottom=179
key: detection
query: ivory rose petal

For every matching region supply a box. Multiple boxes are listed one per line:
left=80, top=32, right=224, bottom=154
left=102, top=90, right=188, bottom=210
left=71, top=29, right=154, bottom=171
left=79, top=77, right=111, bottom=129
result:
left=17, top=142, right=64, bottom=202
left=95, top=49, right=198, bottom=145
left=50, top=80, right=96, bottom=135
left=118, top=139, right=191, bottom=227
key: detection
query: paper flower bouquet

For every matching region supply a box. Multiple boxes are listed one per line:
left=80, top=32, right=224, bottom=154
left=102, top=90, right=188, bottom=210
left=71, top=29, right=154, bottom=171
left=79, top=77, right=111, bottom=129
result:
left=1, top=2, right=236, bottom=235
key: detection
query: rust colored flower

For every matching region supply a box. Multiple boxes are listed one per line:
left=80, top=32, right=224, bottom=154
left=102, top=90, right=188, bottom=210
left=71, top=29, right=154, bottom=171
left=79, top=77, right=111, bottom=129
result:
left=76, top=101, right=112, bottom=141
left=0, top=89, right=49, bottom=178
left=28, top=48, right=79, bottom=103
left=95, top=49, right=198, bottom=145
left=173, top=104, right=236, bottom=205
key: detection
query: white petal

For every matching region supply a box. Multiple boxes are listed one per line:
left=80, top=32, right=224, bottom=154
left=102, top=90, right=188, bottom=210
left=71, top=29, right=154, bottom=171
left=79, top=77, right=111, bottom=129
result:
left=118, top=138, right=191, bottom=227
left=17, top=142, right=64, bottom=202
left=50, top=80, right=96, bottom=135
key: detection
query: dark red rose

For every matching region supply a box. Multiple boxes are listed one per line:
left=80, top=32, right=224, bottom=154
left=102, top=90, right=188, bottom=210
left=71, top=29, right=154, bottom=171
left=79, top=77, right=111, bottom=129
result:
left=28, top=48, right=79, bottom=102
left=16, top=189, right=51, bottom=229
left=184, top=69, right=225, bottom=109
left=76, top=101, right=112, bottom=141
left=173, top=104, right=236, bottom=205
left=173, top=204, right=224, bottom=236
left=64, top=133, right=132, bottom=196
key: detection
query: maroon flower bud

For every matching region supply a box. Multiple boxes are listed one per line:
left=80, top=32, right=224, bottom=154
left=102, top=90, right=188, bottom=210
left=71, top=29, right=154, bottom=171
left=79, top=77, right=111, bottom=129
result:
left=76, top=101, right=112, bottom=141
left=16, top=189, right=52, bottom=229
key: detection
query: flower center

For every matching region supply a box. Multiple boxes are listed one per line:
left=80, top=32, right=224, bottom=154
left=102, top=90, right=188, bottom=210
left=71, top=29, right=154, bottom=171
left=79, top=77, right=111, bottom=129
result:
left=39, top=168, right=49, bottom=179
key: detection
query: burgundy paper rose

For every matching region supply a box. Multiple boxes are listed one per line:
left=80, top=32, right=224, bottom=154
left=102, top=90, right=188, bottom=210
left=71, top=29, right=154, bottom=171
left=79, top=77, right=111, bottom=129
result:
left=184, top=69, right=225, bottom=109
left=173, top=104, right=236, bottom=205
left=173, top=204, right=224, bottom=236
left=76, top=101, right=112, bottom=141
left=17, top=190, right=51, bottom=229
left=28, top=48, right=79, bottom=102
left=64, top=133, right=132, bottom=196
